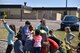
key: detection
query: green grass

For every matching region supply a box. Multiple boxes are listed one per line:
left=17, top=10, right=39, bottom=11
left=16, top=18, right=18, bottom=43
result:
left=0, top=28, right=8, bottom=39
left=0, top=28, right=19, bottom=40
left=53, top=31, right=79, bottom=45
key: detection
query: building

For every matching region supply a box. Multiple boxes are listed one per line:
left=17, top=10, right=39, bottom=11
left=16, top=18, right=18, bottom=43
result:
left=0, top=4, right=80, bottom=20
left=0, top=4, right=32, bottom=20
left=30, top=7, right=79, bottom=20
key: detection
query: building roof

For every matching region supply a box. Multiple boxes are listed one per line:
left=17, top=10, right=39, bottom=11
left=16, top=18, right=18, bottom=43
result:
left=0, top=5, right=77, bottom=10
left=0, top=5, right=22, bottom=8
left=0, top=4, right=32, bottom=10
left=32, top=7, right=77, bottom=10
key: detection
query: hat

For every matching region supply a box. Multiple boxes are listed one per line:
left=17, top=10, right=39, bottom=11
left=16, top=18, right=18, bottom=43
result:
left=49, top=30, right=53, bottom=33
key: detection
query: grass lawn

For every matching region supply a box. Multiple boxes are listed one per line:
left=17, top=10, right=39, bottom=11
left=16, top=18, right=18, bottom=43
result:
left=0, top=28, right=79, bottom=53
left=0, top=28, right=19, bottom=40
left=0, top=28, right=8, bottom=40
left=53, top=31, right=79, bottom=45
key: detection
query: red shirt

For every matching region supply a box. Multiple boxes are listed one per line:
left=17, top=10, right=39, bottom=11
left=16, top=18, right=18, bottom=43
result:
left=47, top=38, right=59, bottom=50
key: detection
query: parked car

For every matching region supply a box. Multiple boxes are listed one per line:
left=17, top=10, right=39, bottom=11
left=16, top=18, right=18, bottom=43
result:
left=60, top=15, right=79, bottom=31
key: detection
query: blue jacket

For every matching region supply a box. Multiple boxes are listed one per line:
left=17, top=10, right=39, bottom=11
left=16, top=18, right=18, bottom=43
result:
left=22, top=26, right=29, bottom=41
left=4, top=23, right=15, bottom=45
left=14, top=40, right=24, bottom=53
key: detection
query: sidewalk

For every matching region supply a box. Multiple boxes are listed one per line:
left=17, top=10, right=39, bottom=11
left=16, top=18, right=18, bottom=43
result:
left=0, top=41, right=14, bottom=53
left=0, top=19, right=61, bottom=30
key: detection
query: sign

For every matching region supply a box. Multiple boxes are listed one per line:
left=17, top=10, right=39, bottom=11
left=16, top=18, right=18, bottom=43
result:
left=24, top=10, right=31, bottom=13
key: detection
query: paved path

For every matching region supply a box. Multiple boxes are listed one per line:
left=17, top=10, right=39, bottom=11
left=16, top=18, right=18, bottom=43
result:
left=0, top=41, right=14, bottom=53
left=0, top=19, right=61, bottom=30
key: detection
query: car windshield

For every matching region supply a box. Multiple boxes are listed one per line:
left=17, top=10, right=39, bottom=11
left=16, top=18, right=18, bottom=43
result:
left=63, top=16, right=78, bottom=22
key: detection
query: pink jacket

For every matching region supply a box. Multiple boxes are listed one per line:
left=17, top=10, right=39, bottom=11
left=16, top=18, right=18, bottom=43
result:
left=33, top=35, right=42, bottom=47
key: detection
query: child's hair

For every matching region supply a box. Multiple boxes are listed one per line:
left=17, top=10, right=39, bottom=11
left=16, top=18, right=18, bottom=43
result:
left=29, top=25, right=33, bottom=31
left=15, top=33, right=22, bottom=39
left=18, top=26, right=23, bottom=34
left=40, top=19, right=45, bottom=23
left=65, top=26, right=71, bottom=33
left=35, top=29, right=40, bottom=35
left=49, top=30, right=53, bottom=34
left=9, top=24, right=16, bottom=34
left=78, top=43, right=80, bottom=46
left=78, top=32, right=80, bottom=40
left=25, top=21, right=31, bottom=25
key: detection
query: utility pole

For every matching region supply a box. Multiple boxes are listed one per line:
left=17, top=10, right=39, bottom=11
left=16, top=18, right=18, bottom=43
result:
left=66, top=0, right=67, bottom=8
left=20, top=2, right=27, bottom=21
left=66, top=0, right=67, bottom=15
left=63, top=0, right=68, bottom=20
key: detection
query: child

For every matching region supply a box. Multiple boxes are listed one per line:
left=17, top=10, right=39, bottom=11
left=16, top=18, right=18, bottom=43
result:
left=14, top=33, right=24, bottom=53
left=48, top=30, right=65, bottom=53
left=24, top=23, right=34, bottom=53
left=1, top=19, right=16, bottom=53
left=36, top=19, right=49, bottom=33
left=21, top=21, right=31, bottom=46
left=41, top=37, right=59, bottom=53
left=78, top=32, right=80, bottom=40
left=65, top=26, right=75, bottom=44
left=65, top=32, right=80, bottom=53
left=75, top=32, right=80, bottom=53
left=64, top=26, right=75, bottom=53
left=76, top=43, right=80, bottom=53
left=33, top=29, right=42, bottom=53
left=39, top=28, right=49, bottom=53
left=40, top=27, right=47, bottom=42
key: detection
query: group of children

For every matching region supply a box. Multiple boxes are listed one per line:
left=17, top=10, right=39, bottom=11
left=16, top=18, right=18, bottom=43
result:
left=0, top=19, right=80, bottom=53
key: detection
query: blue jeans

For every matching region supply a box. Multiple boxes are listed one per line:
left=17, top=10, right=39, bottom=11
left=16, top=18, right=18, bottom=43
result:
left=33, top=47, right=41, bottom=53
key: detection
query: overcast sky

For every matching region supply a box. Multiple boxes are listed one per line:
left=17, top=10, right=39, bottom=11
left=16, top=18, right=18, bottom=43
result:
left=0, top=0, right=80, bottom=8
